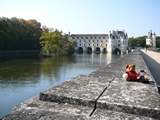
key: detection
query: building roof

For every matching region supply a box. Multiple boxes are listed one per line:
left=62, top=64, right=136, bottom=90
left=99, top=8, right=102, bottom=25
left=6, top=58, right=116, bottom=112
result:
left=71, top=34, right=108, bottom=36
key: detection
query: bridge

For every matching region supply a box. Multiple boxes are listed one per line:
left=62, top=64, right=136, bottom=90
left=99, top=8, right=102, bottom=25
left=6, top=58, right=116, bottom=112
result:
left=2, top=50, right=160, bottom=120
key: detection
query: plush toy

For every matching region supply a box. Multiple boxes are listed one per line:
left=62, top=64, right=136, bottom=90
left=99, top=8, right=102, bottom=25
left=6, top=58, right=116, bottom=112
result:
left=123, top=64, right=139, bottom=81
left=122, top=73, right=128, bottom=80
left=123, top=64, right=149, bottom=83
left=122, top=64, right=129, bottom=79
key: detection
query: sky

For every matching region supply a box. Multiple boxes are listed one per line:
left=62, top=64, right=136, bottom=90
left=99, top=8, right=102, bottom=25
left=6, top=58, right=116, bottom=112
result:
left=0, top=0, right=160, bottom=37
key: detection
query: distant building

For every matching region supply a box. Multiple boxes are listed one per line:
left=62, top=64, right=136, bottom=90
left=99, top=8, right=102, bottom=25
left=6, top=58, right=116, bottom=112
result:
left=69, top=30, right=128, bottom=54
left=107, top=30, right=128, bottom=54
left=146, top=30, right=156, bottom=48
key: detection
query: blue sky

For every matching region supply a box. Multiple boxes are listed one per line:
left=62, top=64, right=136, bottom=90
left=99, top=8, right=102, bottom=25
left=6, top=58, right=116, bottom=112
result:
left=0, top=0, right=160, bottom=37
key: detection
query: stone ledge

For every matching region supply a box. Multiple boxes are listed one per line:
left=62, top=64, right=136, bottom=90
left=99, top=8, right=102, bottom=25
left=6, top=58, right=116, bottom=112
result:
left=39, top=76, right=114, bottom=107
left=2, top=98, right=156, bottom=120
left=91, top=108, right=155, bottom=120
left=97, top=78, right=160, bottom=119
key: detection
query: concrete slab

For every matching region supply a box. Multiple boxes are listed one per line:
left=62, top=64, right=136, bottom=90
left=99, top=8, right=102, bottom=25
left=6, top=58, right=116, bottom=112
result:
left=2, top=98, right=156, bottom=120
left=91, top=108, right=155, bottom=120
left=40, top=76, right=114, bottom=107
left=2, top=110, right=88, bottom=120
left=2, top=97, right=92, bottom=120
left=97, top=78, right=160, bottom=119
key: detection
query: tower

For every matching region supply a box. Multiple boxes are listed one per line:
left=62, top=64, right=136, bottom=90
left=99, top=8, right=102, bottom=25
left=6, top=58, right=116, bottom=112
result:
left=152, top=32, right=156, bottom=48
left=107, top=31, right=113, bottom=53
left=146, top=30, right=156, bottom=48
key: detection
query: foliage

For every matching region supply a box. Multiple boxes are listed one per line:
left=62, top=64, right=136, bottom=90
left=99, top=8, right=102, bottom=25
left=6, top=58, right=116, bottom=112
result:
left=156, top=36, right=160, bottom=48
left=128, top=36, right=160, bottom=48
left=128, top=36, right=146, bottom=48
left=128, top=37, right=137, bottom=47
left=40, top=29, right=74, bottom=56
left=0, top=17, right=42, bottom=50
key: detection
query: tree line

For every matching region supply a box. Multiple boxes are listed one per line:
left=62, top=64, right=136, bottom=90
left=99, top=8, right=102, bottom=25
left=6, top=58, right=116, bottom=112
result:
left=128, top=36, right=160, bottom=48
left=1, top=17, right=159, bottom=56
left=0, top=17, right=41, bottom=50
left=0, top=17, right=74, bottom=56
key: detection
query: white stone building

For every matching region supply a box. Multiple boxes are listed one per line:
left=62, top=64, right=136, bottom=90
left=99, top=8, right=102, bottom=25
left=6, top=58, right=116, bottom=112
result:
left=146, top=30, right=156, bottom=48
left=70, top=30, right=128, bottom=54
left=107, top=30, right=128, bottom=54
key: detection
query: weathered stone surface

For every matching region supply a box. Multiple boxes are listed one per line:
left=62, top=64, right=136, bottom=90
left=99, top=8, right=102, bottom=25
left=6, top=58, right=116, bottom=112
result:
left=2, top=98, right=156, bottom=120
left=95, top=51, right=160, bottom=119
left=91, top=108, right=155, bottom=120
left=14, top=97, right=92, bottom=116
left=2, top=98, right=91, bottom=120
left=2, top=109, right=89, bottom=120
left=97, top=78, right=160, bottom=119
left=40, top=76, right=114, bottom=107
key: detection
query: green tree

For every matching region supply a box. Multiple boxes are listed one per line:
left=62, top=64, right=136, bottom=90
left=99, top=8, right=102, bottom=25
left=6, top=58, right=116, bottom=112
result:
left=40, top=29, right=74, bottom=56
left=128, top=37, right=137, bottom=47
left=156, top=36, right=160, bottom=48
left=0, top=17, right=42, bottom=50
left=128, top=36, right=146, bottom=48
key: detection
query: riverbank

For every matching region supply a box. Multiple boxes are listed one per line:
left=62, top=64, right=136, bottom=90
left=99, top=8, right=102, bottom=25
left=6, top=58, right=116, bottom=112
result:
left=2, top=50, right=160, bottom=120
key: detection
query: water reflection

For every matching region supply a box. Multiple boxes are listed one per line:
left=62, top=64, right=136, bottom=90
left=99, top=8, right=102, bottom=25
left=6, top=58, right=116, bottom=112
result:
left=74, top=53, right=118, bottom=66
left=0, top=53, right=120, bottom=117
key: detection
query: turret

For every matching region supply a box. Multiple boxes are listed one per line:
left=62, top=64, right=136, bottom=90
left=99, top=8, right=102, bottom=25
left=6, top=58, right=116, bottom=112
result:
left=152, top=32, right=156, bottom=48
left=107, top=31, right=113, bottom=53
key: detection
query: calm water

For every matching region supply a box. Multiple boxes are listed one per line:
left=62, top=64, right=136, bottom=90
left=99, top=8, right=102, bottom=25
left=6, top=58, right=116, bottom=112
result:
left=0, top=53, right=120, bottom=117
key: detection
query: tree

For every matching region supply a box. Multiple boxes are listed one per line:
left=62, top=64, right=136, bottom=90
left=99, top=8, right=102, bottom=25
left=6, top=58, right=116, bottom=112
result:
left=40, top=29, right=74, bottom=56
left=128, top=36, right=147, bottom=48
left=128, top=37, right=137, bottom=48
left=156, top=36, right=160, bottom=48
left=0, top=17, right=42, bottom=50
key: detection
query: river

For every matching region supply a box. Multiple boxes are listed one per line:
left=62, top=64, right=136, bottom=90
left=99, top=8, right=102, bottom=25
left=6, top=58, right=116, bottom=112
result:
left=0, top=53, right=120, bottom=117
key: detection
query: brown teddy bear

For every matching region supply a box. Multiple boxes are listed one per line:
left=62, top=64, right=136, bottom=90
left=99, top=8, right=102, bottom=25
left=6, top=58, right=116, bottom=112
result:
left=123, top=64, right=149, bottom=83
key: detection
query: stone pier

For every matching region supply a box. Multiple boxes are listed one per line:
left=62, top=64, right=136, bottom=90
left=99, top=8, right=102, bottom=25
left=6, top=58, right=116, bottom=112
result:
left=2, top=50, right=160, bottom=120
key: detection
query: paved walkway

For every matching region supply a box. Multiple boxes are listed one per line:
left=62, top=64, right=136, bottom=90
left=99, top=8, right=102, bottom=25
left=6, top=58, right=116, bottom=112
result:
left=142, top=49, right=160, bottom=85
left=142, top=49, right=160, bottom=64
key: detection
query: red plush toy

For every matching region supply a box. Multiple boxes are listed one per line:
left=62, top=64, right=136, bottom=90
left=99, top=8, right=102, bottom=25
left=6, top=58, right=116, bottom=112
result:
left=123, top=64, right=149, bottom=83
left=125, top=64, right=139, bottom=81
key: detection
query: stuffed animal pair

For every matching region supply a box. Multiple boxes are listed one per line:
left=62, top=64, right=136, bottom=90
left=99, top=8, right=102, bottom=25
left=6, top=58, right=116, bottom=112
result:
left=123, top=64, right=149, bottom=83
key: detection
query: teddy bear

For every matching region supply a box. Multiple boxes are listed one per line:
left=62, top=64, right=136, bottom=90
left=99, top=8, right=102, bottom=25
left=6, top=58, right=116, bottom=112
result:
left=123, top=64, right=149, bottom=83
left=124, top=64, right=139, bottom=81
